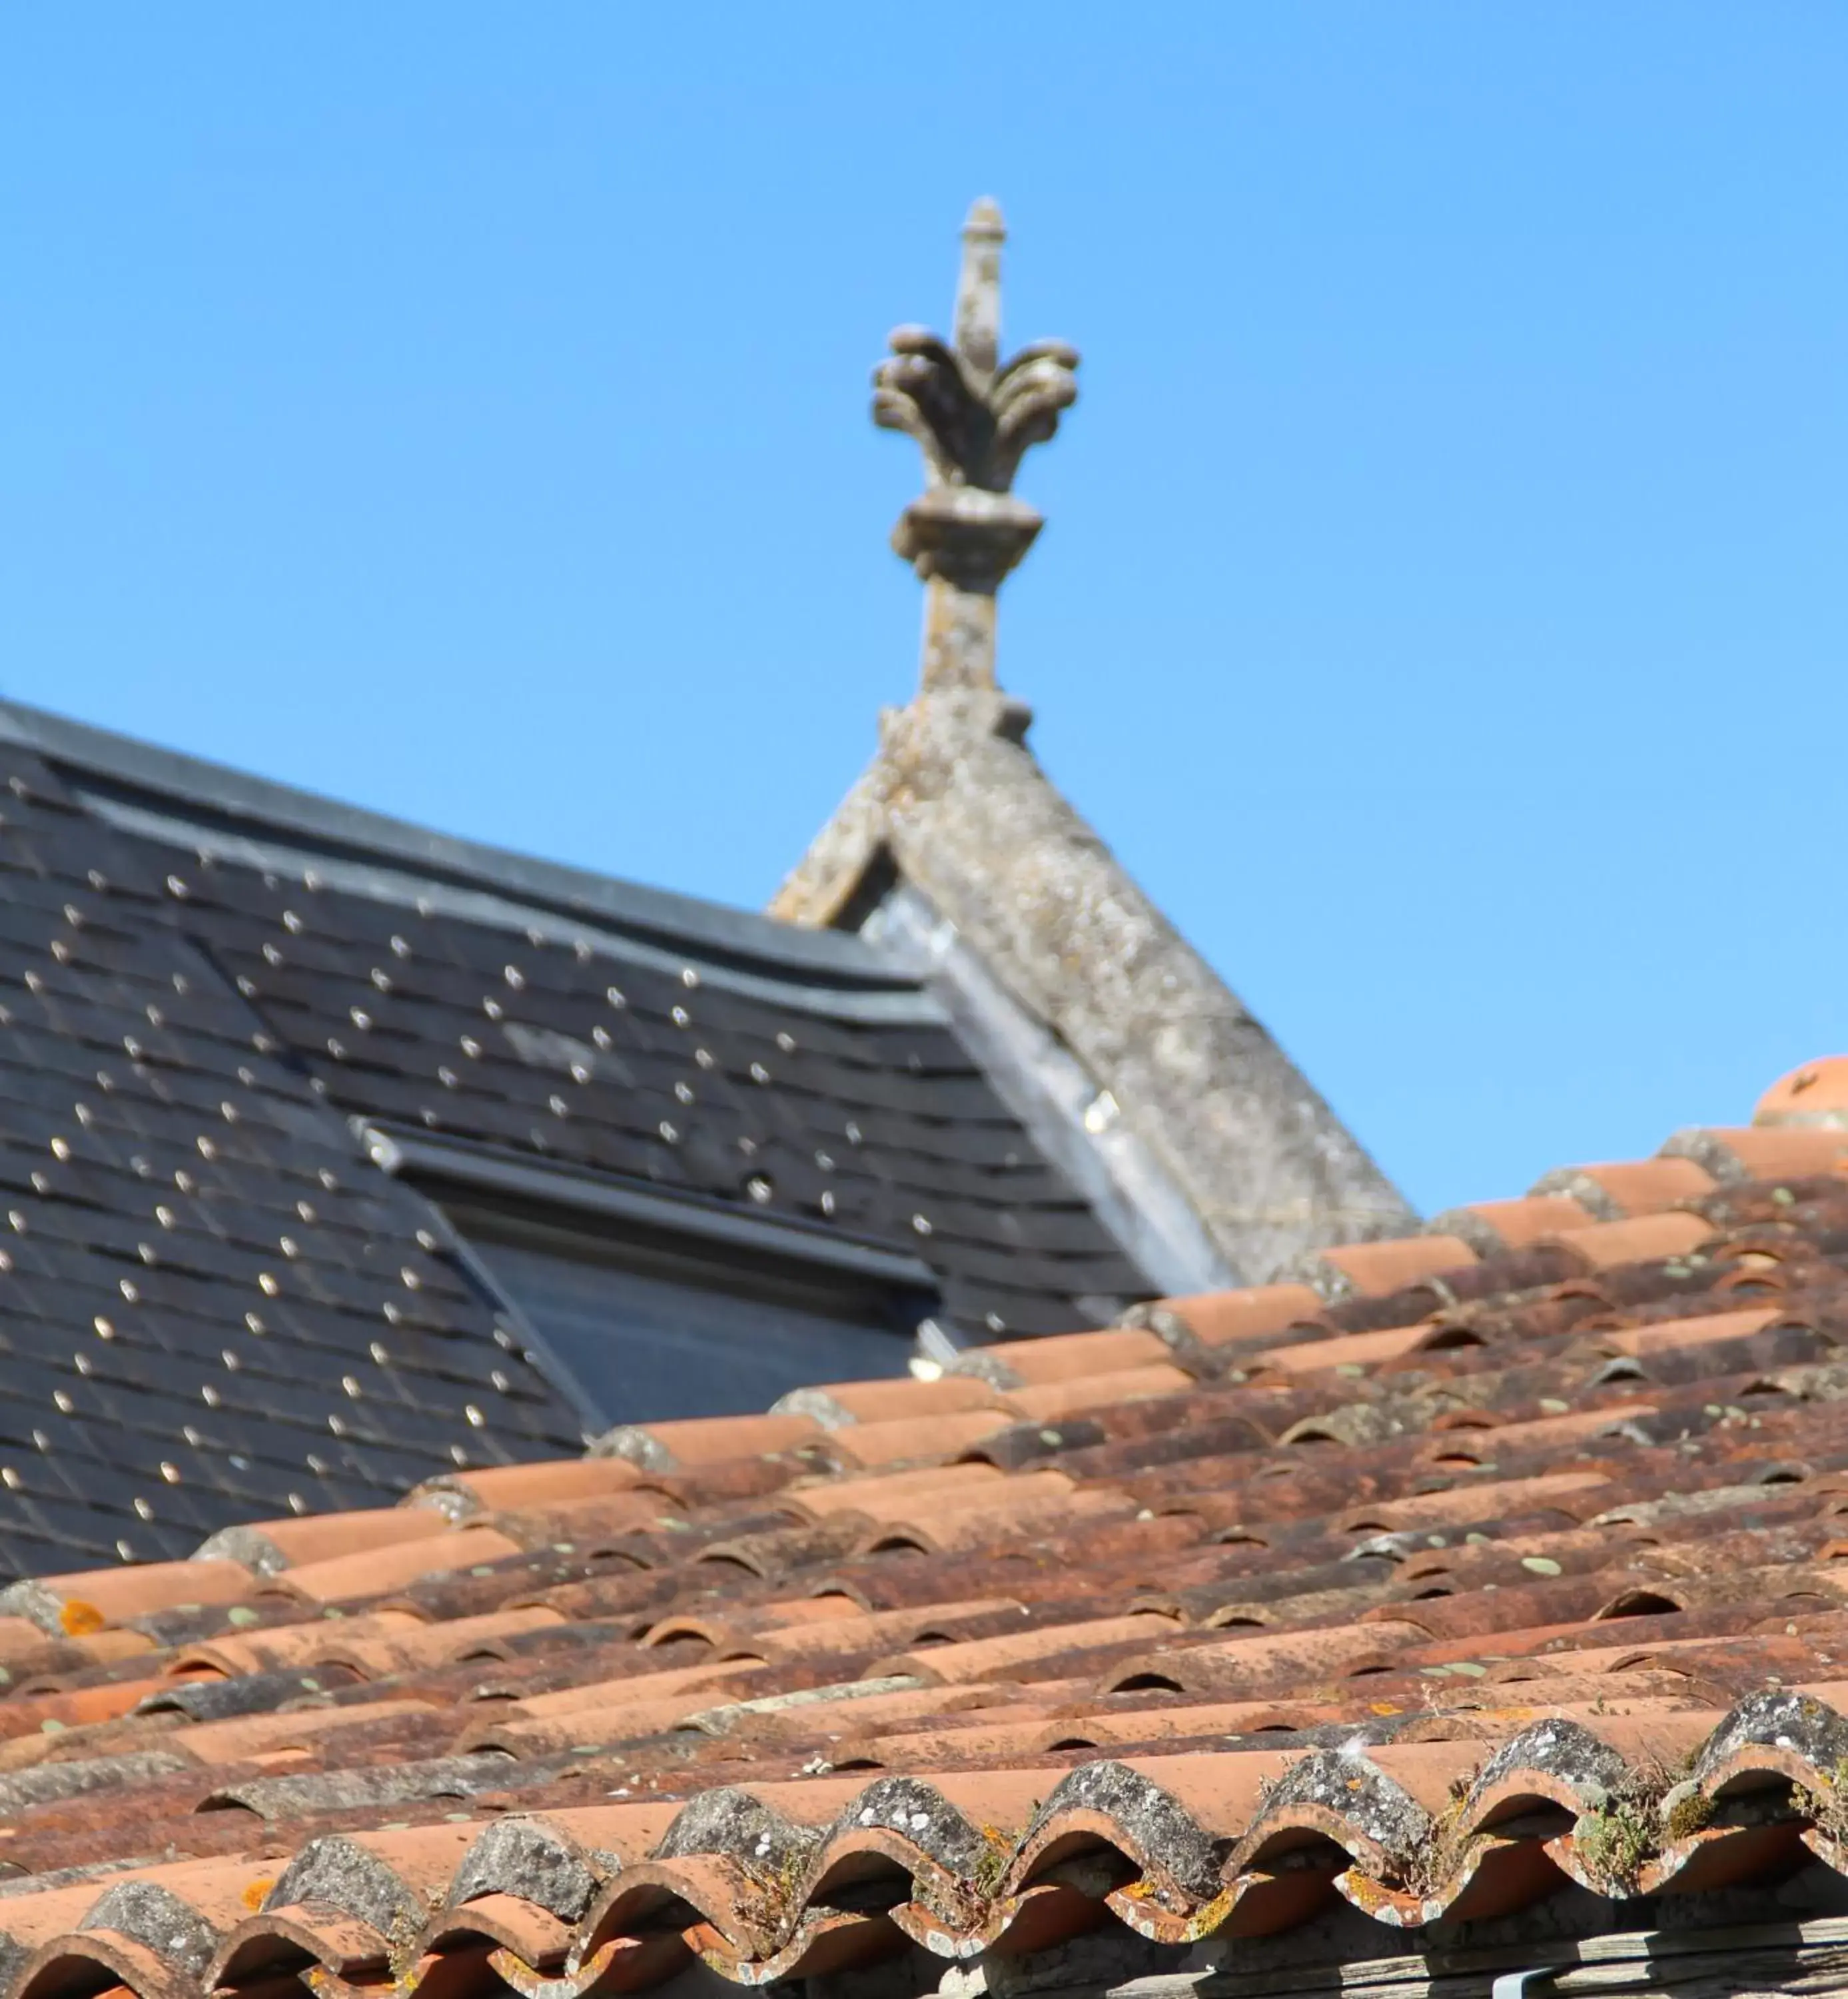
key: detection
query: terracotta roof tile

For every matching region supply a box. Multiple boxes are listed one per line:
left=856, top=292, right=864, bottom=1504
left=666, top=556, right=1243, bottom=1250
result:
left=1252, top=1322, right=1450, bottom=1374
left=769, top=1377, right=1002, bottom=1425
left=999, top=1363, right=1197, bottom=1422
left=1757, top=1055, right=1848, bottom=1125
left=194, top=1505, right=456, bottom=1573
left=1428, top=1193, right=1598, bottom=1253
left=596, top=1413, right=823, bottom=1471
left=252, top=1527, right=528, bottom=1605
left=1590, top=1302, right=1785, bottom=1356
left=0, top=1559, right=252, bottom=1635
left=948, top=1327, right=1175, bottom=1386
left=11, top=1066, right=1848, bottom=1990
left=814, top=1410, right=1014, bottom=1468
left=1530, top=1156, right=1717, bottom=1217
left=407, top=1459, right=645, bottom=1518
left=1663, top=1123, right=1848, bottom=1181
left=1546, top=1209, right=1716, bottom=1267
left=780, top=1461, right=1007, bottom=1521
left=1303, top=1234, right=1478, bottom=1299
left=1131, top=1283, right=1322, bottom=1344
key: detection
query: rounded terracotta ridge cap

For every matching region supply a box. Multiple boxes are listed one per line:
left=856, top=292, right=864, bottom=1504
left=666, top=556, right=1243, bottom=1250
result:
left=1757, top=1055, right=1848, bottom=1127
left=1539, top=1209, right=1717, bottom=1269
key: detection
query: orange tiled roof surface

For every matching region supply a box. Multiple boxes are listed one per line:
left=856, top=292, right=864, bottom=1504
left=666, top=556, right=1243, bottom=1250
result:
left=9, top=1063, right=1848, bottom=1992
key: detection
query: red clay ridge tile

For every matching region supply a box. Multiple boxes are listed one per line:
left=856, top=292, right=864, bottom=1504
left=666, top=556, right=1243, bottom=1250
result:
left=1302, top=1235, right=1478, bottom=1301
left=273, top=1604, right=568, bottom=1680
left=1253, top=1323, right=1469, bottom=1376
left=0, top=1559, right=252, bottom=1635
left=1546, top=1210, right=1715, bottom=1268
left=862, top=1716, right=1072, bottom=1765
left=194, top=1505, right=454, bottom=1574
left=0, top=1615, right=60, bottom=1664
left=256, top=1527, right=526, bottom=1605
left=1429, top=1193, right=1598, bottom=1253
left=781, top=1461, right=1008, bottom=1521
left=750, top=1599, right=1030, bottom=1663
left=1057, top=1698, right=1348, bottom=1743
left=169, top=1604, right=427, bottom=1674
left=819, top=1411, right=1013, bottom=1469
left=177, top=1694, right=442, bottom=1764
left=877, top=1610, right=1183, bottom=1684
left=1663, top=1124, right=1848, bottom=1183
left=950, top=1327, right=1172, bottom=1387
left=594, top=1412, right=823, bottom=1471
left=1531, top=1157, right=1717, bottom=1219
left=408, top=1458, right=646, bottom=1518
left=1757, top=1055, right=1848, bottom=1127
left=999, top=1364, right=1196, bottom=1423
left=859, top=1486, right=1130, bottom=1558
left=769, top=1377, right=1001, bottom=1425
left=1590, top=1303, right=1782, bottom=1357
left=1127, top=1284, right=1323, bottom=1345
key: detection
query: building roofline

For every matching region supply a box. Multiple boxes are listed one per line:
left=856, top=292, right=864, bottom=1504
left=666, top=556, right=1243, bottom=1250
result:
left=0, top=699, right=908, bottom=992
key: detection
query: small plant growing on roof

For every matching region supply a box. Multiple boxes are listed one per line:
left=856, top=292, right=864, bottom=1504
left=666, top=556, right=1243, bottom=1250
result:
left=1396, top=1762, right=1481, bottom=1903
left=1661, top=1782, right=1715, bottom=1842
left=1574, top=1795, right=1654, bottom=1896
left=1791, top=1756, right=1848, bottom=1844
left=913, top=1821, right=1019, bottom=1934
left=734, top=1836, right=816, bottom=1941
left=1572, top=1755, right=1687, bottom=1896
left=970, top=1827, right=1013, bottom=1897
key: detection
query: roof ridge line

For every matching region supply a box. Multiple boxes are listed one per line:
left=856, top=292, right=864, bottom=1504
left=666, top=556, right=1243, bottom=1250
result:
left=0, top=699, right=909, bottom=994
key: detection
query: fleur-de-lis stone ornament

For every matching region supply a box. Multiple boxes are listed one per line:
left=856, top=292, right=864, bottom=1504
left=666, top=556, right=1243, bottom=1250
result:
left=872, top=199, right=1079, bottom=694
left=779, top=205, right=1418, bottom=1281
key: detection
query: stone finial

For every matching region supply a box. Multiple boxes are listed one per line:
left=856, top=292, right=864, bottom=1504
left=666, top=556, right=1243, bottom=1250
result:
left=953, top=195, right=1005, bottom=376
left=872, top=201, right=1079, bottom=689
left=774, top=204, right=1419, bottom=1279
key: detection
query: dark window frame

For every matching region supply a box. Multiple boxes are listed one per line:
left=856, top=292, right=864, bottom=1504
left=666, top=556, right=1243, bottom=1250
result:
left=355, top=1121, right=941, bottom=1431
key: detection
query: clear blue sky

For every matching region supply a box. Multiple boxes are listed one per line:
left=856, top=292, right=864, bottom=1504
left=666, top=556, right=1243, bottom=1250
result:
left=4, top=8, right=1845, bottom=1219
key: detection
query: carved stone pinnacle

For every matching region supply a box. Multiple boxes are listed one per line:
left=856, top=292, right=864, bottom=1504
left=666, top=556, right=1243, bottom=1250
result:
left=872, top=199, right=1080, bottom=631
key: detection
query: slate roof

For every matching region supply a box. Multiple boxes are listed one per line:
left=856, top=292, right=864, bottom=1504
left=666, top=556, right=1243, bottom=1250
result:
left=0, top=702, right=1154, bottom=1583
left=2, top=1061, right=1848, bottom=1993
